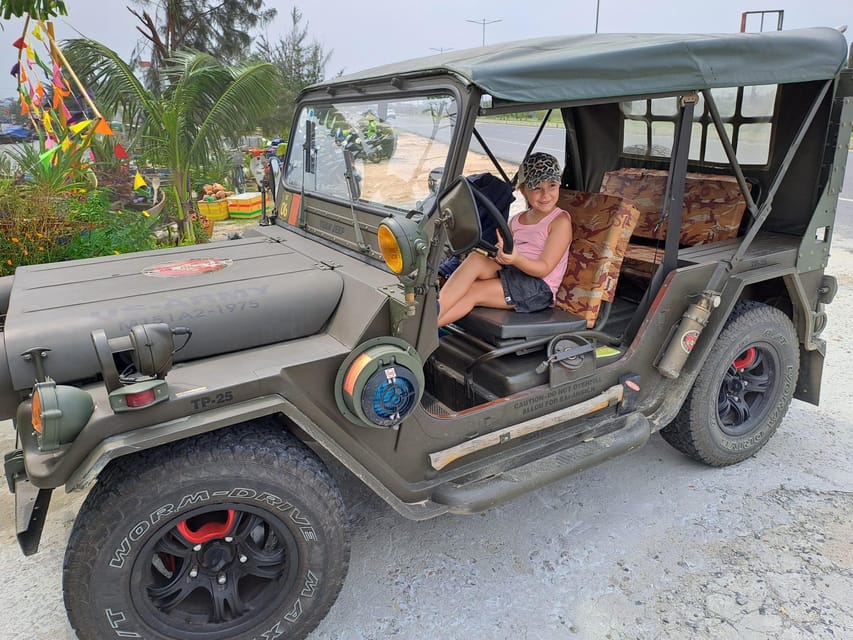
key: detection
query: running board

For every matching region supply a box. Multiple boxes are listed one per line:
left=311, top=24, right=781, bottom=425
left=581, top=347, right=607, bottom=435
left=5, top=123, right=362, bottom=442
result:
left=431, top=412, right=650, bottom=514
left=429, top=383, right=624, bottom=471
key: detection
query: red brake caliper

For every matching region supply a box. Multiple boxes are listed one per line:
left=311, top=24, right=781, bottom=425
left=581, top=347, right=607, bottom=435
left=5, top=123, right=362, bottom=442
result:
left=733, top=347, right=757, bottom=371
left=177, top=510, right=238, bottom=545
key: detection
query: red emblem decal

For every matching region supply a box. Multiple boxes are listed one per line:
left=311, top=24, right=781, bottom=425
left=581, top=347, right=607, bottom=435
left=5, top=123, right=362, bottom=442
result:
left=142, top=258, right=233, bottom=278
left=681, top=329, right=699, bottom=354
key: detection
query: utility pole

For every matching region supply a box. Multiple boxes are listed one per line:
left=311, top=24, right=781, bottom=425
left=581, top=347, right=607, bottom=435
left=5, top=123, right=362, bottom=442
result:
left=595, top=0, right=601, bottom=33
left=466, top=18, right=502, bottom=47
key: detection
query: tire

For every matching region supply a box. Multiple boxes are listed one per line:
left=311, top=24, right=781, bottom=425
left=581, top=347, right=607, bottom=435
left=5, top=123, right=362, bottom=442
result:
left=660, top=300, right=799, bottom=466
left=63, top=422, right=349, bottom=640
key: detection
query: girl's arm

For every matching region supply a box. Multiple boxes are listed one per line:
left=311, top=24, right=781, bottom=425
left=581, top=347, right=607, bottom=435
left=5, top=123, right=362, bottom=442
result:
left=496, top=212, right=572, bottom=278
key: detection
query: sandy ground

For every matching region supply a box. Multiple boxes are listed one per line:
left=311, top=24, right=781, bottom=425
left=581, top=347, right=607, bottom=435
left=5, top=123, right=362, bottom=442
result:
left=1, top=225, right=851, bottom=639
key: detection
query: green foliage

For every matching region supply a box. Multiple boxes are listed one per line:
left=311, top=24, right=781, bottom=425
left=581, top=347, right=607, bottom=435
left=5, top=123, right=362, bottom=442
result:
left=253, top=8, right=333, bottom=138
left=0, top=188, right=157, bottom=277
left=0, top=179, right=80, bottom=275
left=63, top=190, right=158, bottom=259
left=4, top=142, right=94, bottom=196
left=0, top=0, right=66, bottom=20
left=63, top=39, right=280, bottom=241
left=128, top=0, right=277, bottom=94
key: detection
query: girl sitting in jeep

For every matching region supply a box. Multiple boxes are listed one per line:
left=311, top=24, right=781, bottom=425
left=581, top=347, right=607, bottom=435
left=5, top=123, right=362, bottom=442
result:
left=437, top=152, right=573, bottom=326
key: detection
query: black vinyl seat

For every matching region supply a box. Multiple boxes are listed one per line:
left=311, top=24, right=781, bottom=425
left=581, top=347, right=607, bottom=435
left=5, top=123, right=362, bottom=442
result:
left=455, top=306, right=587, bottom=345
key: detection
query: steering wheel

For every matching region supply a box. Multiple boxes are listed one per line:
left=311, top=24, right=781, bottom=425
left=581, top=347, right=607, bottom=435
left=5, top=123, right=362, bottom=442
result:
left=469, top=184, right=514, bottom=256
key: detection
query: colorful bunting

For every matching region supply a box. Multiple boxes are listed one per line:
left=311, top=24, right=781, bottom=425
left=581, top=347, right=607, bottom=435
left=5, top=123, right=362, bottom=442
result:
left=134, top=171, right=148, bottom=190
left=94, top=119, right=113, bottom=136
left=13, top=20, right=121, bottom=181
left=39, top=147, right=59, bottom=169
left=69, top=119, right=92, bottom=135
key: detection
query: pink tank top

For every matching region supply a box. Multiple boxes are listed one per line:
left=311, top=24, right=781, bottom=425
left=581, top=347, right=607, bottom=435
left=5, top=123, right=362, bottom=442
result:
left=509, top=207, right=571, bottom=296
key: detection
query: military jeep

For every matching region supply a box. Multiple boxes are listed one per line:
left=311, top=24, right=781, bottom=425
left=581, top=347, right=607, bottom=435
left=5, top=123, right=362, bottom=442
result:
left=2, top=28, right=851, bottom=640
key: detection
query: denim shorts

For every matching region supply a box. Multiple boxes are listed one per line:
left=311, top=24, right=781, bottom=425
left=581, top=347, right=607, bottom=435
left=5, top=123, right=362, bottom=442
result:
left=498, top=265, right=553, bottom=313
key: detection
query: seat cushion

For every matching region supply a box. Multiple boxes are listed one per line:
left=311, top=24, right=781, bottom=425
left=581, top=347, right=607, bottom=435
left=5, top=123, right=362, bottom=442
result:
left=455, top=306, right=587, bottom=343
left=622, top=244, right=664, bottom=278
left=554, top=191, right=640, bottom=328
left=600, top=168, right=746, bottom=244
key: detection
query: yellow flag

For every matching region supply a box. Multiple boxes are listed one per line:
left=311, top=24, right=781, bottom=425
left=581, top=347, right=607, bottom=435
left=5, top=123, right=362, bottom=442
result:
left=133, top=171, right=147, bottom=190
left=70, top=119, right=92, bottom=135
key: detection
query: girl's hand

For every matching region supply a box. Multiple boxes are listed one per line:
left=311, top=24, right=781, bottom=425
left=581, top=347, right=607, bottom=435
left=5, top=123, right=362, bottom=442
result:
left=495, top=232, right=516, bottom=265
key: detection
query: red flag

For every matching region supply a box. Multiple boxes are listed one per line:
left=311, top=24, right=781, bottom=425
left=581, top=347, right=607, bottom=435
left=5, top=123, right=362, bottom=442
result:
left=12, top=37, right=25, bottom=50
left=114, top=142, right=129, bottom=160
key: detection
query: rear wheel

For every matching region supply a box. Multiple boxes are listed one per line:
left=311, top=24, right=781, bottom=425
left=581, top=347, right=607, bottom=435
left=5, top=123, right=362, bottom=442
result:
left=660, top=301, right=799, bottom=466
left=63, top=422, right=349, bottom=640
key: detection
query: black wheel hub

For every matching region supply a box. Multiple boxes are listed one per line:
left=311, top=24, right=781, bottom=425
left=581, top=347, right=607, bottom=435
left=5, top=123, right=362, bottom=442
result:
left=717, top=345, right=775, bottom=437
left=201, top=541, right=234, bottom=572
left=133, top=504, right=300, bottom=637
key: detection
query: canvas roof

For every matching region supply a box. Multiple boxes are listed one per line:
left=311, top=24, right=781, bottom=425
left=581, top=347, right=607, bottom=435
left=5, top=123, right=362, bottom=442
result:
left=315, top=28, right=849, bottom=104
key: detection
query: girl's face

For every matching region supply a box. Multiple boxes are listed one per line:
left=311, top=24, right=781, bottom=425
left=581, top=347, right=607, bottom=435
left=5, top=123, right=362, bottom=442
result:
left=522, top=180, right=561, bottom=215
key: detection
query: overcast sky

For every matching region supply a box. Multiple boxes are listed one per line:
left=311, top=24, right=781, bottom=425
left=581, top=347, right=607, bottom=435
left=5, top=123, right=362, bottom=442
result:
left=1, top=0, right=850, bottom=100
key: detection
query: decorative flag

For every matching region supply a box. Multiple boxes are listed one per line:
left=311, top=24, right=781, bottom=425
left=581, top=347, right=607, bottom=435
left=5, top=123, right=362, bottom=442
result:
left=114, top=142, right=129, bottom=160
left=133, top=171, right=147, bottom=190
left=38, top=146, right=59, bottom=168
left=12, top=36, right=25, bottom=50
left=94, top=119, right=113, bottom=135
left=69, top=119, right=92, bottom=135
left=58, top=101, right=71, bottom=126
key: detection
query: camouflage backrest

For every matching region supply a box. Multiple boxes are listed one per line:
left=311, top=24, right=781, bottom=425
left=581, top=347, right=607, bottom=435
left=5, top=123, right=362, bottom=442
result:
left=600, top=168, right=746, bottom=245
left=554, top=191, right=640, bottom=328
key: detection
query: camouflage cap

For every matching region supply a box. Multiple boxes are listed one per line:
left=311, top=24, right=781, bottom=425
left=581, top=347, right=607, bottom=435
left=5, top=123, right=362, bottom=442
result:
left=518, top=152, right=562, bottom=189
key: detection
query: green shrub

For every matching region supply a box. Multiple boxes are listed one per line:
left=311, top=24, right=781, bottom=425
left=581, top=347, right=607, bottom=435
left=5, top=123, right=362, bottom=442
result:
left=64, top=190, right=159, bottom=259
left=0, top=188, right=158, bottom=276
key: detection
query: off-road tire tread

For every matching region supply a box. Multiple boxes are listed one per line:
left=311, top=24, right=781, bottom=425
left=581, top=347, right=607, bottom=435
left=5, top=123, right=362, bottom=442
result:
left=660, top=300, right=798, bottom=467
left=63, top=420, right=349, bottom=640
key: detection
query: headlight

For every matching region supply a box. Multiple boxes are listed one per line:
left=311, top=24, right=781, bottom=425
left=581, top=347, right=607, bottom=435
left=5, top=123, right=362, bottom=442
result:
left=378, top=215, right=427, bottom=276
left=378, top=224, right=405, bottom=274
left=31, top=379, right=94, bottom=451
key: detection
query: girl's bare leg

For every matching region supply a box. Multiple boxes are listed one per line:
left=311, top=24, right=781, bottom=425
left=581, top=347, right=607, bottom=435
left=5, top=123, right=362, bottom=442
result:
left=438, top=252, right=500, bottom=319
left=438, top=278, right=511, bottom=326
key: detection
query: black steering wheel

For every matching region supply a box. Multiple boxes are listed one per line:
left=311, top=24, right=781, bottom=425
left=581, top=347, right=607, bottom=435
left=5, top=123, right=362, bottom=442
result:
left=469, top=183, right=514, bottom=256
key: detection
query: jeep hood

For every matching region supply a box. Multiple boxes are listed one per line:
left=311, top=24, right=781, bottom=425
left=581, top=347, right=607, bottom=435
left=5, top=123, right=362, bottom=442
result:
left=1, top=236, right=343, bottom=393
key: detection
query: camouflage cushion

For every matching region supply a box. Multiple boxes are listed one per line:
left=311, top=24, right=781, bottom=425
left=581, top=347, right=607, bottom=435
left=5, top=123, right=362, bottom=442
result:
left=623, top=244, right=665, bottom=278
left=554, top=191, right=640, bottom=328
left=600, top=168, right=746, bottom=244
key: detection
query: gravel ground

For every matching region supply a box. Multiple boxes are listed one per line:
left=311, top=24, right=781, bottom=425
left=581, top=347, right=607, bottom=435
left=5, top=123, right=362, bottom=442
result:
left=1, top=235, right=851, bottom=640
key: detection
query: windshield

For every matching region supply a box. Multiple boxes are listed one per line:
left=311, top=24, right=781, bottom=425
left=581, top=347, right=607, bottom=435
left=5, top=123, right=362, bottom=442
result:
left=284, top=95, right=458, bottom=213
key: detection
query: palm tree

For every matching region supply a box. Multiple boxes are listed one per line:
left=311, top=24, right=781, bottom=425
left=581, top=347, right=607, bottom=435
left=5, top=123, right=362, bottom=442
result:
left=63, top=38, right=279, bottom=241
left=128, top=0, right=276, bottom=94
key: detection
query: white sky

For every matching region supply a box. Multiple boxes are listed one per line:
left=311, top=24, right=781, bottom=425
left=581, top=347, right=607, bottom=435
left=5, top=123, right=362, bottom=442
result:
left=1, top=0, right=850, bottom=100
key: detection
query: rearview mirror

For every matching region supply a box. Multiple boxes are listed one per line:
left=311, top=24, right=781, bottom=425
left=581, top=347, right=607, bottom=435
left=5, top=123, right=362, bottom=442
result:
left=437, top=176, right=482, bottom=256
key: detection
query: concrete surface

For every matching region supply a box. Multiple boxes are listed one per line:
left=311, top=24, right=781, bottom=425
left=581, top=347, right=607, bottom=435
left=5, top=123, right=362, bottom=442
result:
left=2, top=241, right=852, bottom=639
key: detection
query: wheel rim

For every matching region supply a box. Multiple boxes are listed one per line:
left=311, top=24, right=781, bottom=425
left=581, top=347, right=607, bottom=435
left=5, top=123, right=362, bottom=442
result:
left=717, top=343, right=778, bottom=437
left=132, top=503, right=300, bottom=637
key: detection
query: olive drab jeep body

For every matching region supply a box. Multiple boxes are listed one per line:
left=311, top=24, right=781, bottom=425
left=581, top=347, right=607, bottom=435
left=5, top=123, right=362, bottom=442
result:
left=2, top=28, right=852, bottom=640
